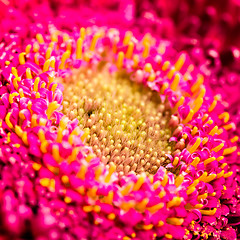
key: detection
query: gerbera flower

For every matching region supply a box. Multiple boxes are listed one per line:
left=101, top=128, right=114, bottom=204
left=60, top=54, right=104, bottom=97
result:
left=0, top=1, right=239, bottom=239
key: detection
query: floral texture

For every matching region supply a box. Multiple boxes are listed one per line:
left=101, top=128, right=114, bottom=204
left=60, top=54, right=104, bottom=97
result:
left=0, top=1, right=239, bottom=240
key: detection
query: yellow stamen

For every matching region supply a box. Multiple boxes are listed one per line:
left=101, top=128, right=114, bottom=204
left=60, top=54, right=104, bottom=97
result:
left=133, top=54, right=139, bottom=68
left=76, top=37, right=83, bottom=60
left=40, top=140, right=48, bottom=153
left=144, top=63, right=152, bottom=73
left=218, top=112, right=230, bottom=123
left=173, top=96, right=185, bottom=112
left=192, top=97, right=203, bottom=113
left=188, top=137, right=201, bottom=154
left=25, top=44, right=31, bottom=54
left=175, top=174, right=184, bottom=187
left=121, top=183, right=134, bottom=196
left=135, top=198, right=149, bottom=212
left=212, top=143, right=224, bottom=152
left=80, top=27, right=86, bottom=39
left=116, top=51, right=124, bottom=69
left=36, top=33, right=44, bottom=44
left=126, top=41, right=134, bottom=59
left=59, top=50, right=71, bottom=70
left=167, top=67, right=176, bottom=79
left=34, top=52, right=40, bottom=65
left=80, top=128, right=90, bottom=141
left=167, top=197, right=181, bottom=208
left=216, top=170, right=224, bottom=179
left=107, top=213, right=116, bottom=220
left=223, top=123, right=235, bottom=131
left=123, top=31, right=132, bottom=45
left=199, top=208, right=217, bottom=216
left=170, top=73, right=180, bottom=91
left=51, top=83, right=58, bottom=93
left=46, top=101, right=59, bottom=119
left=32, top=162, right=42, bottom=171
left=45, top=47, right=52, bottom=60
left=77, top=165, right=87, bottom=179
left=148, top=73, right=156, bottom=82
left=90, top=33, right=101, bottom=51
left=209, top=126, right=218, bottom=136
left=68, top=147, right=79, bottom=163
left=38, top=129, right=46, bottom=142
left=33, top=42, right=40, bottom=52
left=43, top=59, right=51, bottom=72
left=208, top=99, right=217, bottom=112
left=191, top=126, right=198, bottom=135
left=183, top=109, right=194, bottom=123
left=9, top=92, right=19, bottom=104
left=223, top=171, right=233, bottom=178
left=160, top=82, right=169, bottom=94
left=162, top=61, right=170, bottom=71
left=223, top=146, right=237, bottom=155
left=15, top=125, right=23, bottom=137
left=50, top=58, right=55, bottom=69
left=191, top=74, right=204, bottom=92
left=34, top=77, right=40, bottom=92
left=52, top=145, right=60, bottom=162
left=19, top=88, right=24, bottom=98
left=186, top=187, right=196, bottom=195
left=204, top=157, right=216, bottom=166
left=147, top=202, right=164, bottom=213
left=133, top=174, right=145, bottom=191
left=197, top=193, right=208, bottom=201
left=22, top=131, right=28, bottom=145
left=105, top=163, right=116, bottom=183
left=172, top=156, right=179, bottom=166
left=175, top=53, right=186, bottom=71
left=161, top=174, right=168, bottom=187
left=230, top=136, right=239, bottom=143
left=19, top=52, right=26, bottom=65
left=5, top=112, right=13, bottom=129
left=11, top=67, right=18, bottom=77
left=26, top=68, right=32, bottom=79
left=166, top=218, right=184, bottom=226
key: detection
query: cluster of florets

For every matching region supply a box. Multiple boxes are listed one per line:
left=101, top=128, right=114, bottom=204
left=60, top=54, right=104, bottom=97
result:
left=0, top=1, right=239, bottom=240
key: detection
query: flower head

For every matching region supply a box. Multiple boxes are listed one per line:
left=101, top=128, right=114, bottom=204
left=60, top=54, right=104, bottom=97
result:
left=0, top=1, right=239, bottom=239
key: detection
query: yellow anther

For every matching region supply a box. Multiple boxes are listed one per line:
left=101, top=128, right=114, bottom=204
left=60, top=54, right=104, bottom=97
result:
left=173, top=96, right=185, bottom=112
left=9, top=92, right=19, bottom=104
left=202, top=113, right=209, bottom=122
left=167, top=67, right=176, bottom=79
left=46, top=101, right=59, bottom=119
left=15, top=125, right=23, bottom=137
left=123, top=236, right=131, bottom=240
left=192, top=97, right=203, bottom=113
left=167, top=197, right=181, bottom=208
left=121, top=183, right=134, bottom=196
left=104, top=190, right=113, bottom=204
left=165, top=234, right=173, bottom=239
left=218, top=112, right=230, bottom=123
left=61, top=175, right=69, bottom=185
left=186, top=187, right=196, bottom=195
left=51, top=83, right=58, bottom=92
left=45, top=47, right=52, bottom=60
left=63, top=33, right=70, bottom=42
left=144, top=63, right=152, bottom=73
left=5, top=112, right=13, bottom=129
left=191, top=126, right=198, bottom=135
left=216, top=156, right=224, bottom=162
left=230, top=136, right=239, bottom=143
left=116, top=51, right=124, bottom=69
left=216, top=170, right=225, bottom=179
left=188, top=180, right=199, bottom=189
left=204, top=174, right=216, bottom=183
left=175, top=53, right=186, bottom=71
left=40, top=82, right=46, bottom=89
left=160, top=82, right=169, bottom=94
left=5, top=61, right=10, bottom=66
left=22, top=131, right=28, bottom=145
left=11, top=67, right=18, bottom=77
left=223, top=123, right=235, bottom=131
left=107, top=213, right=116, bottom=220
left=197, top=172, right=208, bottom=182
left=35, top=92, right=40, bottom=98
left=157, top=221, right=164, bottom=227
left=147, top=202, right=164, bottom=213
left=223, top=146, right=237, bottom=155
left=19, top=52, right=26, bottom=65
left=26, top=68, right=32, bottom=79
left=183, top=109, right=194, bottom=123
left=43, top=59, right=51, bottom=72
left=159, top=190, right=166, bottom=198
left=135, top=198, right=149, bottom=212
left=80, top=27, right=86, bottom=39
left=40, top=178, right=51, bottom=187
left=190, top=157, right=200, bottom=168
left=126, top=41, right=134, bottom=59
left=123, top=31, right=132, bottom=45
left=148, top=73, right=156, bottom=82
left=32, top=162, right=42, bottom=171
left=68, top=147, right=79, bottom=163
left=133, top=54, right=139, bottom=68
left=66, top=41, right=72, bottom=52
left=183, top=133, right=188, bottom=140
left=153, top=180, right=161, bottom=190
left=64, top=197, right=72, bottom=204
left=50, top=58, right=55, bottom=69
left=141, top=224, right=153, bottom=230
left=80, top=128, right=90, bottom=141
left=212, top=143, right=224, bottom=152
left=191, top=74, right=204, bottom=92
left=105, top=163, right=116, bottom=183
left=38, top=129, right=46, bottom=142
left=223, top=171, right=233, bottom=178
left=204, top=157, right=216, bottom=166
left=208, top=99, right=217, bottom=112
left=51, top=32, right=58, bottom=42
left=33, top=42, right=40, bottom=53
left=199, top=208, right=217, bottom=216
left=59, top=50, right=71, bottom=70
left=166, top=218, right=184, bottom=226
left=170, top=73, right=180, bottom=91
left=39, top=118, right=47, bottom=126
left=18, top=88, right=24, bottom=98
left=34, top=52, right=40, bottom=65
left=161, top=174, right=168, bottom=187
left=36, top=33, right=44, bottom=44
left=205, top=119, right=213, bottom=125
left=76, top=37, right=83, bottom=60
left=172, top=156, right=179, bottom=166
left=40, top=140, right=49, bottom=153
left=85, top=154, right=95, bottom=162
left=25, top=44, right=32, bottom=54
left=142, top=42, right=150, bottom=58
left=90, top=33, right=101, bottom=51
left=34, top=77, right=40, bottom=92
left=132, top=174, right=145, bottom=191
left=175, top=174, right=184, bottom=187
left=209, top=126, right=218, bottom=136
left=162, top=61, right=170, bottom=71
left=197, top=193, right=208, bottom=201
left=52, top=145, right=60, bottom=162
left=188, top=137, right=201, bottom=154
left=77, top=164, right=87, bottom=180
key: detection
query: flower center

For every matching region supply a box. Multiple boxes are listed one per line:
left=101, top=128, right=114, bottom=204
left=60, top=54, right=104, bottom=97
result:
left=61, top=67, right=174, bottom=176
